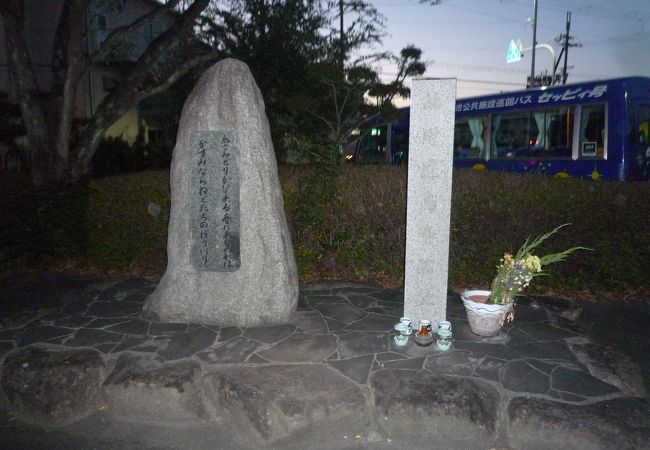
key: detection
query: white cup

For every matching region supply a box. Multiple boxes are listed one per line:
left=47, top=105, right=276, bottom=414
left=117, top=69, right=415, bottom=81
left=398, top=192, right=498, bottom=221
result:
left=438, top=320, right=452, bottom=332
left=399, top=317, right=412, bottom=335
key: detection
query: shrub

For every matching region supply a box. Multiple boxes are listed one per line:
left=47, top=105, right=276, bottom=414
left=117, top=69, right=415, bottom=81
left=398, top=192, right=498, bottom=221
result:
left=93, top=136, right=134, bottom=176
left=281, top=133, right=340, bottom=164
left=283, top=166, right=650, bottom=292
left=282, top=165, right=406, bottom=283
left=93, top=137, right=174, bottom=177
left=2, top=166, right=649, bottom=296
left=132, top=140, right=174, bottom=170
left=82, top=171, right=169, bottom=273
left=0, top=184, right=90, bottom=271
left=448, top=170, right=650, bottom=292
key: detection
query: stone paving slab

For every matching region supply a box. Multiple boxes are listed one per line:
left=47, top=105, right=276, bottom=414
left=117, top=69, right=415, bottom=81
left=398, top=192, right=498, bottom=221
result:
left=507, top=396, right=650, bottom=450
left=371, top=369, right=500, bottom=447
left=103, top=354, right=207, bottom=422
left=1, top=346, right=107, bottom=426
left=203, top=364, right=367, bottom=442
left=0, top=276, right=648, bottom=449
left=568, top=338, right=648, bottom=397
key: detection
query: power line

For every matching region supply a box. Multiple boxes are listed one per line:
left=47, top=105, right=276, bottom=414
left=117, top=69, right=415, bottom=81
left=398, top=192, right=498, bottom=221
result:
left=496, top=0, right=650, bottom=21
left=428, top=61, right=529, bottom=75
left=456, top=78, right=522, bottom=86
left=382, top=0, right=648, bottom=25
left=381, top=72, right=524, bottom=87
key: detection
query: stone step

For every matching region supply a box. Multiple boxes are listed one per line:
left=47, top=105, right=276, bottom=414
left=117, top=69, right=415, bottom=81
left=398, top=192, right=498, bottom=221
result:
left=4, top=346, right=648, bottom=448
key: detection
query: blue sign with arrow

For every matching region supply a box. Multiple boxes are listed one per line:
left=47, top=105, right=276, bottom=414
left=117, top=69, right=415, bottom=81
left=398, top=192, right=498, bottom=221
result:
left=507, top=40, right=522, bottom=63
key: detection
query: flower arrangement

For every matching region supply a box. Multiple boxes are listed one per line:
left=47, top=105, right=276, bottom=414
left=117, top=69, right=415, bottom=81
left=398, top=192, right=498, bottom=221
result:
left=487, top=224, right=588, bottom=323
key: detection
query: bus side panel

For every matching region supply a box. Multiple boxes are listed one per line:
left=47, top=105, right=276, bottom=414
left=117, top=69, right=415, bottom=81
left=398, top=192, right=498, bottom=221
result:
left=361, top=77, right=649, bottom=181
left=607, top=81, right=628, bottom=181
left=623, top=78, right=650, bottom=181
left=453, top=158, right=619, bottom=180
left=453, top=78, right=638, bottom=181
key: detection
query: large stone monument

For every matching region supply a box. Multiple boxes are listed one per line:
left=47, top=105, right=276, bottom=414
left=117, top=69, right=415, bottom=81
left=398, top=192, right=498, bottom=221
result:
left=403, top=78, right=456, bottom=328
left=143, top=58, right=298, bottom=326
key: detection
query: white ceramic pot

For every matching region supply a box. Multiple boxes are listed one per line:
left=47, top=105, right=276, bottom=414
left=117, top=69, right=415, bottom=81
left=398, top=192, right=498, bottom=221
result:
left=460, top=290, right=512, bottom=336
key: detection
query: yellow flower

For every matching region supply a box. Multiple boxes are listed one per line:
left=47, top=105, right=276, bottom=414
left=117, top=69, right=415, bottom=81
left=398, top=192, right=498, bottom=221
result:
left=488, top=224, right=586, bottom=307
left=524, top=255, right=541, bottom=272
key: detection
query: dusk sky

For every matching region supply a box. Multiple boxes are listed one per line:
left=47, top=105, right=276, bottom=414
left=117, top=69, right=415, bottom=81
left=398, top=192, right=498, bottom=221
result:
left=371, top=0, right=650, bottom=101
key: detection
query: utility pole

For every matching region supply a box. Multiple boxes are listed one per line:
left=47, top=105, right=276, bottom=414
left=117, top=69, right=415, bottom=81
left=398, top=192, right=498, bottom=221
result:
left=562, top=11, right=570, bottom=84
left=339, top=0, right=344, bottom=77
left=553, top=11, right=581, bottom=85
left=530, top=0, right=538, bottom=86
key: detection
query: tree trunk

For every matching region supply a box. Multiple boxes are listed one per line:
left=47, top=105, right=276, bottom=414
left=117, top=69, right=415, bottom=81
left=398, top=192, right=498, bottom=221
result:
left=1, top=0, right=212, bottom=188
left=73, top=0, right=211, bottom=175
left=1, top=7, right=68, bottom=189
left=51, top=0, right=88, bottom=183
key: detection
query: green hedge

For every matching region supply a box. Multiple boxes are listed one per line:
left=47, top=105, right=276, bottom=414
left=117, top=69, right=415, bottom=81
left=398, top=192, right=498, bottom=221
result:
left=447, top=170, right=650, bottom=291
left=93, top=137, right=174, bottom=176
left=2, top=167, right=649, bottom=295
left=0, top=171, right=169, bottom=274
left=82, top=171, right=169, bottom=273
left=283, top=166, right=650, bottom=292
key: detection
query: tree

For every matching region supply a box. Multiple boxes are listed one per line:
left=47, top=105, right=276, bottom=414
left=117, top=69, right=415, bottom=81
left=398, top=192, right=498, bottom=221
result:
left=201, top=0, right=330, bottom=161
left=294, top=1, right=426, bottom=155
left=302, top=45, right=426, bottom=154
left=204, top=0, right=424, bottom=161
left=0, top=0, right=218, bottom=189
left=368, top=45, right=426, bottom=116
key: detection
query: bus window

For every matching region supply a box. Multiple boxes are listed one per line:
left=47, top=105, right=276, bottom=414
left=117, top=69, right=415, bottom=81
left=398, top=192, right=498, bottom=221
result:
left=579, top=104, right=606, bottom=158
left=356, top=126, right=388, bottom=163
left=392, top=127, right=408, bottom=164
left=640, top=110, right=649, bottom=146
left=492, top=111, right=534, bottom=158
left=491, top=108, right=573, bottom=159
left=541, top=107, right=573, bottom=158
left=633, top=104, right=649, bottom=180
left=454, top=116, right=486, bottom=159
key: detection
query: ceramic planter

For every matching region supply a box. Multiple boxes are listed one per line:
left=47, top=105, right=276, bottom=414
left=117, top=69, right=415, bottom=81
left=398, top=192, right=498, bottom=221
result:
left=460, top=290, right=512, bottom=336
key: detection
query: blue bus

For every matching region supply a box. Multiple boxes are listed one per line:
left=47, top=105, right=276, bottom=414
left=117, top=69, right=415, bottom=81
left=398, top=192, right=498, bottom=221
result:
left=352, top=77, right=650, bottom=181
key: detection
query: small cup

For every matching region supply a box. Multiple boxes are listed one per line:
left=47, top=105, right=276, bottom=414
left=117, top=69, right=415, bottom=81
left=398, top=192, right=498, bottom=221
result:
left=438, top=321, right=452, bottom=332
left=437, top=328, right=452, bottom=351
left=419, top=319, right=432, bottom=336
left=393, top=322, right=409, bottom=346
left=400, top=317, right=413, bottom=335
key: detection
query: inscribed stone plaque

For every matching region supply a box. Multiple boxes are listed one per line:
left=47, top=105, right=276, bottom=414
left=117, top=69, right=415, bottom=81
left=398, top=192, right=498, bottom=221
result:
left=143, top=59, right=298, bottom=327
left=190, top=130, right=240, bottom=271
left=403, top=78, right=456, bottom=328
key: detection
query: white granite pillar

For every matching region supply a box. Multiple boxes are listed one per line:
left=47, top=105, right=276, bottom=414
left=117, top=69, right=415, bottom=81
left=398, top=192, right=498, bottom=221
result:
left=403, top=78, right=456, bottom=329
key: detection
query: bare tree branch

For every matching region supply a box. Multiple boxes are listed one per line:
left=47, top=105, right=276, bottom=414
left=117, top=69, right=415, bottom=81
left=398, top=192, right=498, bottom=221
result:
left=75, top=0, right=211, bottom=163
left=53, top=0, right=91, bottom=64
left=306, top=109, right=337, bottom=138
left=93, top=0, right=182, bottom=63
left=146, top=51, right=221, bottom=98
left=0, top=2, right=44, bottom=122
left=125, top=0, right=209, bottom=83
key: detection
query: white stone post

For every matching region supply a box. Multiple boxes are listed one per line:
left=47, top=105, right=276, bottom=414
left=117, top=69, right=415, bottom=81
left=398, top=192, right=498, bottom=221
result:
left=403, top=78, right=456, bottom=329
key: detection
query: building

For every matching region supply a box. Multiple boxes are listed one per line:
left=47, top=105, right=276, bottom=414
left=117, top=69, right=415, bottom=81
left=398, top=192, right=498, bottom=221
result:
left=0, top=0, right=177, bottom=170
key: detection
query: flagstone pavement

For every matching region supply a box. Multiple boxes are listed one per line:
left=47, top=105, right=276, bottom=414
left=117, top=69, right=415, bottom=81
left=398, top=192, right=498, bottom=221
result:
left=0, top=273, right=648, bottom=449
